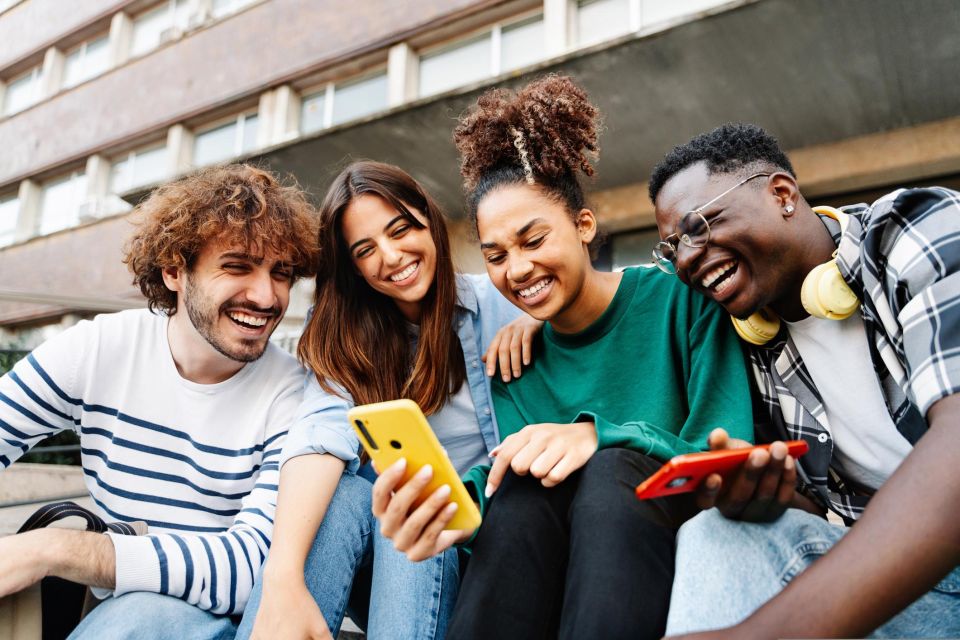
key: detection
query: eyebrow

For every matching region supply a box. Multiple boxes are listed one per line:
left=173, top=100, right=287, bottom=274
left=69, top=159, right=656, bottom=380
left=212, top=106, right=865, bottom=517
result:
left=480, top=217, right=546, bottom=250
left=348, top=214, right=407, bottom=253
left=219, top=252, right=262, bottom=264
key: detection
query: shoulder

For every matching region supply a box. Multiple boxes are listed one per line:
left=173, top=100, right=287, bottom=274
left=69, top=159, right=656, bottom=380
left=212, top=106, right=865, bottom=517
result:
left=252, top=343, right=306, bottom=387
left=855, top=187, right=960, bottom=237
left=457, top=272, right=522, bottom=321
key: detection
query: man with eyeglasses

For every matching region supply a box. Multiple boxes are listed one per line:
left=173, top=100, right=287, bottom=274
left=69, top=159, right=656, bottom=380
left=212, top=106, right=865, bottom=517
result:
left=648, top=123, right=960, bottom=638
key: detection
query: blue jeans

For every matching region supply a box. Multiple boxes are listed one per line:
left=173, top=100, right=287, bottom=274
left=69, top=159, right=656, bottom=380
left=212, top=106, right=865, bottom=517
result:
left=236, top=472, right=459, bottom=639
left=667, top=508, right=960, bottom=638
left=68, top=592, right=237, bottom=640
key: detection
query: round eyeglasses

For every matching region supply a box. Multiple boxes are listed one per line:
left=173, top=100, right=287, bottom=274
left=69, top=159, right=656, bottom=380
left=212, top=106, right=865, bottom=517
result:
left=652, top=172, right=771, bottom=275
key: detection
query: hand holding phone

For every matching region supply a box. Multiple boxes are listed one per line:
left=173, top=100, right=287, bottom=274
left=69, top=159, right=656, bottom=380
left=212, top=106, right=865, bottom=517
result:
left=636, top=429, right=809, bottom=523
left=348, top=400, right=481, bottom=561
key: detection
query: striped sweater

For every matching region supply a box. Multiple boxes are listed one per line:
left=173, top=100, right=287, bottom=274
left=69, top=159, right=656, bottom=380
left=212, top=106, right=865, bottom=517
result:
left=0, top=309, right=305, bottom=615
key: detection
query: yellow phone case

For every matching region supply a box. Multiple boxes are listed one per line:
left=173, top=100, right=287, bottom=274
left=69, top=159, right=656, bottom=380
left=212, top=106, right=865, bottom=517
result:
left=347, top=399, right=482, bottom=532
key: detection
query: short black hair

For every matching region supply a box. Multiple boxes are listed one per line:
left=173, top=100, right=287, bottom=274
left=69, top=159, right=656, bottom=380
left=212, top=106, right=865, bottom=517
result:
left=648, top=123, right=795, bottom=203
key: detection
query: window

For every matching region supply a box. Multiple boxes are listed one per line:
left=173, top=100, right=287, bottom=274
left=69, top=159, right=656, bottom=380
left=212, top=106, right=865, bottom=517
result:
left=608, top=227, right=661, bottom=270
left=131, top=0, right=191, bottom=57
left=419, top=35, right=492, bottom=98
left=211, top=0, right=258, bottom=19
left=111, top=144, right=168, bottom=193
left=3, top=66, right=42, bottom=116
left=300, top=90, right=327, bottom=134
left=301, top=71, right=389, bottom=133
left=418, top=14, right=547, bottom=98
left=500, top=15, right=545, bottom=72
left=193, top=113, right=259, bottom=166
left=576, top=0, right=631, bottom=47
left=39, top=171, right=87, bottom=236
left=63, top=35, right=111, bottom=88
left=331, top=73, right=388, bottom=126
left=0, top=194, right=19, bottom=247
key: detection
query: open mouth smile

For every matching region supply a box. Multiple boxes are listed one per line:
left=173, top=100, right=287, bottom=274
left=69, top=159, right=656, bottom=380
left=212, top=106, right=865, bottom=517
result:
left=700, top=260, right=738, bottom=296
left=227, top=311, right=272, bottom=331
left=514, top=277, right=554, bottom=305
left=387, top=261, right=420, bottom=284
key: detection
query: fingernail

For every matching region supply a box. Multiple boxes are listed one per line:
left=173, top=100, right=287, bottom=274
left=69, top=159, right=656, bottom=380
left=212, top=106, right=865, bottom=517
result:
left=484, top=484, right=495, bottom=498
left=417, top=464, right=432, bottom=479
left=514, top=370, right=521, bottom=378
left=394, top=458, right=407, bottom=471
left=436, top=484, right=451, bottom=498
left=445, top=502, right=459, bottom=514
left=785, top=456, right=794, bottom=470
left=502, top=375, right=509, bottom=382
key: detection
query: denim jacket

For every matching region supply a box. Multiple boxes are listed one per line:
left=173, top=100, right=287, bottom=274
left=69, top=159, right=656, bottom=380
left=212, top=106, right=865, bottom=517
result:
left=280, top=273, right=523, bottom=473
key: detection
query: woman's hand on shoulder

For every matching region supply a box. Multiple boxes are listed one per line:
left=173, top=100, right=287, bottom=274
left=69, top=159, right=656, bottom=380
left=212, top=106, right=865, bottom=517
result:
left=485, top=421, right=598, bottom=496
left=483, top=314, right=543, bottom=382
left=371, top=459, right=474, bottom=562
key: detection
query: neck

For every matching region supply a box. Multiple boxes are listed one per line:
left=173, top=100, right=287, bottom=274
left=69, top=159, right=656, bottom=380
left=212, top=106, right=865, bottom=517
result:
left=770, top=205, right=839, bottom=322
left=551, top=268, right=622, bottom=334
left=395, top=299, right=422, bottom=324
left=166, top=312, right=245, bottom=384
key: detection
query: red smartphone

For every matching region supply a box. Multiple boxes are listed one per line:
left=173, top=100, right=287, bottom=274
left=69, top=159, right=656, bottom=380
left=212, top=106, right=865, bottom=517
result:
left=634, top=440, right=809, bottom=500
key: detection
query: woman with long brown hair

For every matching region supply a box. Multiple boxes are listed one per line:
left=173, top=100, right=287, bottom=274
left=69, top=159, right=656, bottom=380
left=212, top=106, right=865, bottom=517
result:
left=235, top=161, right=537, bottom=640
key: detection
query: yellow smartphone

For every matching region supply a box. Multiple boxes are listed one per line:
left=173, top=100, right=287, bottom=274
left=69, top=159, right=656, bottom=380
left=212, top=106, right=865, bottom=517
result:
left=347, top=399, right=482, bottom=532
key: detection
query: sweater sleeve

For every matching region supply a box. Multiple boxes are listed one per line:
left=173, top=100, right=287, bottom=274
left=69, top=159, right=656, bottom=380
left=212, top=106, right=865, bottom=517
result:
left=106, top=382, right=300, bottom=615
left=0, top=323, right=87, bottom=468
left=679, top=291, right=755, bottom=449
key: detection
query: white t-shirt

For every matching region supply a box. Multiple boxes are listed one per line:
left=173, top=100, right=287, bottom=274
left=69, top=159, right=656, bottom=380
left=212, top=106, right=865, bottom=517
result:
left=786, top=313, right=913, bottom=491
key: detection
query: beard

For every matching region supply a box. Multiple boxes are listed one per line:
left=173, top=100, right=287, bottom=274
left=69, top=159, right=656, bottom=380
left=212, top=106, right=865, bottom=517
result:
left=182, top=274, right=279, bottom=363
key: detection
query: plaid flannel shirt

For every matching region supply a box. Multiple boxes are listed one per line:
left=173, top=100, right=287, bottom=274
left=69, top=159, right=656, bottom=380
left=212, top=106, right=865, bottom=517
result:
left=748, top=187, right=960, bottom=523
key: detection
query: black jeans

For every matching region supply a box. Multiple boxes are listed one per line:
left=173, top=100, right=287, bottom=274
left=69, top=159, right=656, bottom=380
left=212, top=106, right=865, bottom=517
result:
left=447, top=448, right=699, bottom=640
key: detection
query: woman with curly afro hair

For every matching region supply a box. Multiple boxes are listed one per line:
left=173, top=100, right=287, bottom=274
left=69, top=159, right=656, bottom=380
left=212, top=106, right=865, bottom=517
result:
left=374, top=75, right=756, bottom=638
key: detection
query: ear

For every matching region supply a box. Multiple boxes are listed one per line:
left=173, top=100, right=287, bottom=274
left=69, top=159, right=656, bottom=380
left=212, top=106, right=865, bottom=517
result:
left=769, top=172, right=801, bottom=218
left=161, top=265, right=184, bottom=294
left=575, top=208, right=598, bottom=244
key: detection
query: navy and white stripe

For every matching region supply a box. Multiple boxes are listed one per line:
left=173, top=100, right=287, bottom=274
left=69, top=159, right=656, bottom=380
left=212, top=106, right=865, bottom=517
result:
left=0, top=309, right=305, bottom=614
left=749, top=187, right=960, bottom=522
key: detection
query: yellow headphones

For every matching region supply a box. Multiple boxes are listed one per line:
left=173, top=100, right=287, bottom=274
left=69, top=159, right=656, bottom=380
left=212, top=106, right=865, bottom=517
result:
left=731, top=206, right=860, bottom=345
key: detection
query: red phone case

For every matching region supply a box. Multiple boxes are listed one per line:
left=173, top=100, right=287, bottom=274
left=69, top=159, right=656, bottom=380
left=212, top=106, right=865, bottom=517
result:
left=634, top=440, right=809, bottom=500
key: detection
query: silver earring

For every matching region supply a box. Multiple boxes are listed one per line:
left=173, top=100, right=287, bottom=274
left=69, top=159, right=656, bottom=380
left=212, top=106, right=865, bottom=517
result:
left=785, top=204, right=795, bottom=213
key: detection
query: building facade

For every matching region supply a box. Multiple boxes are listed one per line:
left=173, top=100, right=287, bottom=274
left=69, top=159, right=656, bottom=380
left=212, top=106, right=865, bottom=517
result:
left=1, top=0, right=959, bottom=348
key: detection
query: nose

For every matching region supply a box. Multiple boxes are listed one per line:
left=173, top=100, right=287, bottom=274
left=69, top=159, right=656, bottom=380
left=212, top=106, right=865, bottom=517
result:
left=506, top=253, right=534, bottom=284
left=246, top=269, right=278, bottom=309
left=380, top=240, right=403, bottom=268
left=674, top=241, right=707, bottom=280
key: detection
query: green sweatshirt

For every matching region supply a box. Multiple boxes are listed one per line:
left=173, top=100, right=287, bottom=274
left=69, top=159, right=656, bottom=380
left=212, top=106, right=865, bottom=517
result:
left=463, top=266, right=754, bottom=515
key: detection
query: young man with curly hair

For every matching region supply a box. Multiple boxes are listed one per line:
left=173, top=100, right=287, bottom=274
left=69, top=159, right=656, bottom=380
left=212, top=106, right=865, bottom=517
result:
left=650, top=124, right=960, bottom=638
left=0, top=164, right=318, bottom=638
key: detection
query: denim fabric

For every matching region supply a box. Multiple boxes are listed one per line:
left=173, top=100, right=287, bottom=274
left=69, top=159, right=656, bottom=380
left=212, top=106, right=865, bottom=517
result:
left=68, top=592, right=237, bottom=640
left=280, top=273, right=522, bottom=473
left=666, top=508, right=960, bottom=638
left=235, top=473, right=459, bottom=639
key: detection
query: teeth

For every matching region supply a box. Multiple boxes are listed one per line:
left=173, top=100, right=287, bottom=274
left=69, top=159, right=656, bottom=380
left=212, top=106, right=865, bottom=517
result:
left=229, top=312, right=268, bottom=327
left=389, top=262, right=418, bottom=282
left=518, top=278, right=552, bottom=298
left=701, top=261, right=737, bottom=289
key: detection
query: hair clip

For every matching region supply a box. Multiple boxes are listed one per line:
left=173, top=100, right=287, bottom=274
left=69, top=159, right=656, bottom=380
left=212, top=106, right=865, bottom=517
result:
left=509, top=126, right=535, bottom=185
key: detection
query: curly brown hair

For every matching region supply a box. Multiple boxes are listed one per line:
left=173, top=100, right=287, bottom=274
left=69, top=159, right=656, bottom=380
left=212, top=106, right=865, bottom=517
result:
left=454, top=74, right=600, bottom=215
left=123, top=164, right=319, bottom=315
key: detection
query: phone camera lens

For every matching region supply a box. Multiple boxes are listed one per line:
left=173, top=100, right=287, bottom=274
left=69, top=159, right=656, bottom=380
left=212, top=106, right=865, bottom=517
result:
left=389, top=440, right=402, bottom=450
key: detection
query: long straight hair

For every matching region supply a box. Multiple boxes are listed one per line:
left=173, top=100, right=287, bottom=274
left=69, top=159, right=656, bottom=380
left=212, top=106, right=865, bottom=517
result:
left=298, top=161, right=466, bottom=415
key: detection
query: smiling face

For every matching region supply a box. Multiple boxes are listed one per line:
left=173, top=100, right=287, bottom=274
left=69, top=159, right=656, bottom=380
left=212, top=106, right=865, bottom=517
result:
left=654, top=162, right=798, bottom=319
left=477, top=183, right=596, bottom=327
left=341, top=193, right=437, bottom=322
left=169, top=238, right=292, bottom=363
